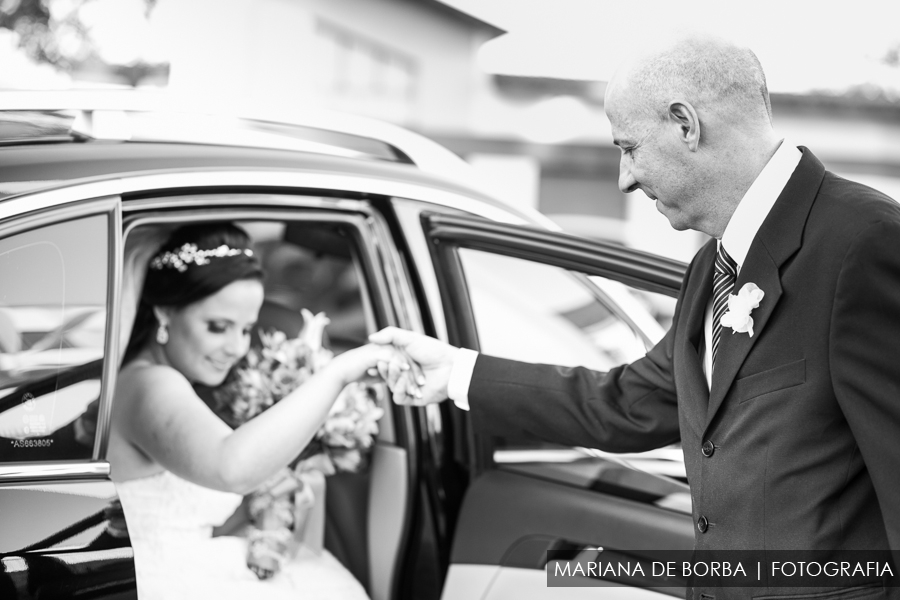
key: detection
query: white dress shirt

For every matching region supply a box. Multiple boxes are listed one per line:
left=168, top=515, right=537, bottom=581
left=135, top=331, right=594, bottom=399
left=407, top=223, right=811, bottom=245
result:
left=700, top=141, right=802, bottom=386
left=449, top=141, right=802, bottom=410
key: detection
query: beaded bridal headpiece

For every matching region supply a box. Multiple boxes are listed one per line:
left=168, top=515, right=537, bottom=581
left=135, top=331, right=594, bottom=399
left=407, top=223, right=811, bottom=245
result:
left=150, top=243, right=254, bottom=273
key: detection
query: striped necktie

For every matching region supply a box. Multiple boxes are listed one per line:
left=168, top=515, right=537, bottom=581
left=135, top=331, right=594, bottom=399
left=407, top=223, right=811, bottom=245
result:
left=712, top=244, right=737, bottom=366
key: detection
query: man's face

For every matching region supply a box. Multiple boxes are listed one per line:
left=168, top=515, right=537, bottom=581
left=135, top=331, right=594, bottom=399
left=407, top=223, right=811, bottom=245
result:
left=606, top=86, right=705, bottom=232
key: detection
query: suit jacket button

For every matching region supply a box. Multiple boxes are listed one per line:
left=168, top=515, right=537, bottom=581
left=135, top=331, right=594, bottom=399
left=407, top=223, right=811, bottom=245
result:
left=701, top=440, right=715, bottom=457
left=697, top=516, right=709, bottom=533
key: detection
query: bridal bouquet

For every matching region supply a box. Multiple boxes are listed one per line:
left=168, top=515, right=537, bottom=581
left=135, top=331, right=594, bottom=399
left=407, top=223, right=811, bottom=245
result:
left=211, top=309, right=384, bottom=579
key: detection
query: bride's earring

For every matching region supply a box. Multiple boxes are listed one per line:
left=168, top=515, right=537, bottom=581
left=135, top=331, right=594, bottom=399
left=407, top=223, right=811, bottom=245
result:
left=156, top=323, right=169, bottom=345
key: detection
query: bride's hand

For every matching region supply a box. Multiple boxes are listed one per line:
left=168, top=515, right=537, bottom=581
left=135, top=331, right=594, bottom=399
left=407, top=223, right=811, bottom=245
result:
left=327, top=344, right=422, bottom=396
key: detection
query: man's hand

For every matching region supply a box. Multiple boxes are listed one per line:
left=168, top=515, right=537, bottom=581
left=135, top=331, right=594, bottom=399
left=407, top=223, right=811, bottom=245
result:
left=368, top=327, right=459, bottom=406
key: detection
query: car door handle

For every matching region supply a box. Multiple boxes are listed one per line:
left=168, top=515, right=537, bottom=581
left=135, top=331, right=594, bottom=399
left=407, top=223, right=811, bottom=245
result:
left=498, top=535, right=604, bottom=569
left=500, top=535, right=686, bottom=596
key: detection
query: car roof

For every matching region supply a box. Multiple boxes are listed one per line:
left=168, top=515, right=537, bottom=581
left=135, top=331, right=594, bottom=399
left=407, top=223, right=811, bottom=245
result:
left=0, top=93, right=558, bottom=228
left=0, top=140, right=490, bottom=203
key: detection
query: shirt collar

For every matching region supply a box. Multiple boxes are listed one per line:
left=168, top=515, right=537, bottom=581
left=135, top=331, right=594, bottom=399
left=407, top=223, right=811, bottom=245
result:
left=720, top=140, right=802, bottom=270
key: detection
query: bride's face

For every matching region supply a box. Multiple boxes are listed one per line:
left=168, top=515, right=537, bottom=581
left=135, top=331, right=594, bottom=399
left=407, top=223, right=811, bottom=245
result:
left=157, top=279, right=265, bottom=386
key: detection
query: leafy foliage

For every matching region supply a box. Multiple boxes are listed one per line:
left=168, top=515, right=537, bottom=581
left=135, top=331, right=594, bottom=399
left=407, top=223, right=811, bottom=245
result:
left=0, top=0, right=164, bottom=85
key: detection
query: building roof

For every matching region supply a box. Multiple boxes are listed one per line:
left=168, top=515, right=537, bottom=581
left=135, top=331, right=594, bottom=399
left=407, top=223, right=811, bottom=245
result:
left=411, top=0, right=506, bottom=37
left=492, top=74, right=900, bottom=120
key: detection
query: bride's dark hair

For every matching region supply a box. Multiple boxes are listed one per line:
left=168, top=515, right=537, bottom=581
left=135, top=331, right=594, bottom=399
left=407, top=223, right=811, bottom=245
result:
left=123, top=222, right=264, bottom=364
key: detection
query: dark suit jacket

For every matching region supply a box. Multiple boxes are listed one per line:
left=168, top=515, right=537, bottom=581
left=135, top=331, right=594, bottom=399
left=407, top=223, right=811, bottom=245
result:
left=469, top=148, right=900, bottom=558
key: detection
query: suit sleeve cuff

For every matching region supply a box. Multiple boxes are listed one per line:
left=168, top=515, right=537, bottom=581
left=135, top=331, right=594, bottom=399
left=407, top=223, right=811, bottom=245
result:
left=448, top=348, right=479, bottom=411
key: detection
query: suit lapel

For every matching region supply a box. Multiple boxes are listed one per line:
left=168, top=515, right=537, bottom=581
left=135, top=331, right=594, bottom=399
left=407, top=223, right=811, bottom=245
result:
left=678, top=241, right=715, bottom=436
left=706, top=249, right=783, bottom=421
left=704, top=147, right=826, bottom=429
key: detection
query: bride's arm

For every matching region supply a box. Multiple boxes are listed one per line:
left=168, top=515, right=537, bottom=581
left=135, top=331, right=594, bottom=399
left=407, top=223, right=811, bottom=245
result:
left=115, top=343, right=402, bottom=494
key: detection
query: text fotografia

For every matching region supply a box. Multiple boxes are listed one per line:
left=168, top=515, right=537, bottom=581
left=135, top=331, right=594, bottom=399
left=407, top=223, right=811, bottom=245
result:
left=546, top=550, right=900, bottom=589
left=552, top=561, right=892, bottom=579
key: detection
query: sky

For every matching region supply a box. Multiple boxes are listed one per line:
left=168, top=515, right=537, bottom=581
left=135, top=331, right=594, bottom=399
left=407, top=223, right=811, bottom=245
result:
left=440, top=0, right=900, bottom=95
left=76, top=0, right=169, bottom=65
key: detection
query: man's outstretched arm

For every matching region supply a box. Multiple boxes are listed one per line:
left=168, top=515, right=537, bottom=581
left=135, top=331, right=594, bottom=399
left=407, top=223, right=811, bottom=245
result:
left=369, top=322, right=680, bottom=453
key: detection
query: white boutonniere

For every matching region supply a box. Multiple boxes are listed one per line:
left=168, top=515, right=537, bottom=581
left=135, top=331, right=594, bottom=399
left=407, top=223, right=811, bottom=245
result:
left=720, top=283, right=765, bottom=337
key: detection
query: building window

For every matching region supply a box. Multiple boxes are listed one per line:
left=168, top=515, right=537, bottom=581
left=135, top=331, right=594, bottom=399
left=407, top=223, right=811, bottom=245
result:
left=314, top=19, right=417, bottom=124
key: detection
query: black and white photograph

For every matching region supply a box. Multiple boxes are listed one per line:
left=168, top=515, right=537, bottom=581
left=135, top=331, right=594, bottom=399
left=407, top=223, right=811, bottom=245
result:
left=1, top=1, right=900, bottom=599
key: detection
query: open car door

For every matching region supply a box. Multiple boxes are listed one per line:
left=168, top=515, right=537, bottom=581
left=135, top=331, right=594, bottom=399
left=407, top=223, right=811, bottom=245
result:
left=421, top=213, right=696, bottom=599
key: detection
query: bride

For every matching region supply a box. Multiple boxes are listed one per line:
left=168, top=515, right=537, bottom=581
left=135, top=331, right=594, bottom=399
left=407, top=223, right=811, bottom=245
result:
left=108, top=222, right=410, bottom=600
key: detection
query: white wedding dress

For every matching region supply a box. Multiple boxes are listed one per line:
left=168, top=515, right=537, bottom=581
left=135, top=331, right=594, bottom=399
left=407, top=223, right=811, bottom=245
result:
left=116, top=470, right=370, bottom=600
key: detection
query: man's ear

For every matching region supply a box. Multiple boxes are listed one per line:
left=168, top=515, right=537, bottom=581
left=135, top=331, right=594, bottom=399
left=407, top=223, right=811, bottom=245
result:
left=668, top=100, right=700, bottom=151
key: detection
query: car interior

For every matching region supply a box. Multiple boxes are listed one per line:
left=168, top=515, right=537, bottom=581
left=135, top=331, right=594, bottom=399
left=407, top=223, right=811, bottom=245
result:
left=124, top=215, right=389, bottom=590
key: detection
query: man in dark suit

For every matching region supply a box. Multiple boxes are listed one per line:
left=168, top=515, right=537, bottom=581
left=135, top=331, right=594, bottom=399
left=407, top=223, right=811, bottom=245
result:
left=372, top=33, right=900, bottom=593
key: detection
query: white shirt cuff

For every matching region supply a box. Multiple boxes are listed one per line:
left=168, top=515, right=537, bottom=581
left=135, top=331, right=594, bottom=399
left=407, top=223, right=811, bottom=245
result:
left=447, top=348, right=479, bottom=411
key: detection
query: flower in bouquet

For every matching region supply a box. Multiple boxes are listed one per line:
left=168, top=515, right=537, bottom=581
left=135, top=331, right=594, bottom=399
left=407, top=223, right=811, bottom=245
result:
left=222, top=366, right=272, bottom=427
left=209, top=309, right=383, bottom=579
left=322, top=385, right=383, bottom=448
left=295, top=383, right=385, bottom=476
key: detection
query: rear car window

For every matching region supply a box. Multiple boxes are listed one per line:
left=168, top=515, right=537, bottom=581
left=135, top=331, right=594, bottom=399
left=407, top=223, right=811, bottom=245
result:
left=0, top=215, right=109, bottom=461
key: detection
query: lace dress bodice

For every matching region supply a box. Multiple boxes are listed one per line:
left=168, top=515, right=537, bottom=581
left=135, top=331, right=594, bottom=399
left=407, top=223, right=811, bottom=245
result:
left=116, top=470, right=368, bottom=600
left=117, top=469, right=242, bottom=545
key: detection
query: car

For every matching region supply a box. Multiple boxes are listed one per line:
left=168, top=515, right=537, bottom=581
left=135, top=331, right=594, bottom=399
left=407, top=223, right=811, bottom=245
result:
left=0, top=92, right=691, bottom=600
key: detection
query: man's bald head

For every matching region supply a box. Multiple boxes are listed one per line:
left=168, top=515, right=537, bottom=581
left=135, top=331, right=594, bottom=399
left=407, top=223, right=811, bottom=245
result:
left=603, top=34, right=782, bottom=238
left=607, top=34, right=772, bottom=128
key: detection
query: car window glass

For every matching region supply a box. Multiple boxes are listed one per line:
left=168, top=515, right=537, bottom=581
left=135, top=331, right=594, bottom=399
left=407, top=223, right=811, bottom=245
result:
left=459, top=248, right=648, bottom=369
left=0, top=215, right=108, bottom=461
left=456, top=247, right=689, bottom=513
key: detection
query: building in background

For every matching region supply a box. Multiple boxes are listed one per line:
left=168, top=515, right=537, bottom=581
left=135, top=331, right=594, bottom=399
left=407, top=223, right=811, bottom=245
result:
left=3, top=0, right=899, bottom=263
left=153, top=0, right=900, bottom=262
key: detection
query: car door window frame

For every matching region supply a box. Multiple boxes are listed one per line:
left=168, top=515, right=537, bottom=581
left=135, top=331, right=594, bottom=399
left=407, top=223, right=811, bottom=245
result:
left=422, top=211, right=686, bottom=479
left=120, top=194, right=427, bottom=600
left=122, top=205, right=400, bottom=430
left=0, top=195, right=121, bottom=482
